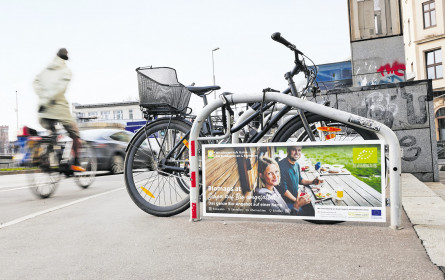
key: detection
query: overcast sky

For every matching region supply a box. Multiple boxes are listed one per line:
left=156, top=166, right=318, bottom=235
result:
left=0, top=0, right=351, bottom=140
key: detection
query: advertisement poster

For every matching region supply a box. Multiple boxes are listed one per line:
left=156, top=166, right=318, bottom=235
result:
left=202, top=141, right=386, bottom=222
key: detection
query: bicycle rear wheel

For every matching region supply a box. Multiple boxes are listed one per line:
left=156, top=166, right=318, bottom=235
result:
left=124, top=118, right=192, bottom=217
left=273, top=114, right=379, bottom=224
left=273, top=114, right=379, bottom=143
left=74, top=142, right=97, bottom=188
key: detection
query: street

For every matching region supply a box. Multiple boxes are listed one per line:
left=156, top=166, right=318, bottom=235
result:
left=0, top=173, right=443, bottom=279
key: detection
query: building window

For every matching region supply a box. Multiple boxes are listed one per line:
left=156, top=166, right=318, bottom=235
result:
left=426, top=49, right=443, bottom=79
left=349, top=0, right=401, bottom=41
left=114, top=110, right=123, bottom=120
left=129, top=109, right=133, bottom=120
left=101, top=111, right=110, bottom=120
left=423, top=1, right=436, bottom=29
left=436, top=108, right=445, bottom=141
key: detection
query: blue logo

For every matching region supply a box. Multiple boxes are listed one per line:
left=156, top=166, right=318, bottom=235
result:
left=371, top=210, right=382, bottom=216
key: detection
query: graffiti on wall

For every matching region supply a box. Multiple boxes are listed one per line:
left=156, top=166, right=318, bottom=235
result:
left=376, top=61, right=406, bottom=77
left=350, top=91, right=398, bottom=128
left=341, top=87, right=429, bottom=165
left=347, top=88, right=428, bottom=128
left=356, top=61, right=406, bottom=86
left=399, top=135, right=421, bottom=162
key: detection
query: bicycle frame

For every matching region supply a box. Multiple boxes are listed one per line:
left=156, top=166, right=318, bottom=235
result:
left=188, top=92, right=402, bottom=229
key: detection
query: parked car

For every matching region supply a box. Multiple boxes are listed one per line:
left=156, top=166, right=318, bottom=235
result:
left=80, top=129, right=134, bottom=174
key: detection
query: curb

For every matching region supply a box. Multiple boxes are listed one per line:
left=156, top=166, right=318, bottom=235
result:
left=0, top=170, right=40, bottom=176
left=401, top=173, right=445, bottom=270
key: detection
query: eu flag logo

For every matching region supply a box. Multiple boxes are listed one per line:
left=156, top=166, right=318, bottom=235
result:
left=372, top=210, right=382, bottom=216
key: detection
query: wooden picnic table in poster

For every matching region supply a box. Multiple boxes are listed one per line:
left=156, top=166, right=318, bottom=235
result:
left=301, top=170, right=382, bottom=207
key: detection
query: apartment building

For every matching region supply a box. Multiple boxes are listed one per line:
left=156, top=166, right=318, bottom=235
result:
left=402, top=0, right=444, bottom=87
left=402, top=0, right=445, bottom=140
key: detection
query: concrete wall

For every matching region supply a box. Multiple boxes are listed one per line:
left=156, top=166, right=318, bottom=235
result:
left=352, top=36, right=407, bottom=87
left=325, top=80, right=438, bottom=182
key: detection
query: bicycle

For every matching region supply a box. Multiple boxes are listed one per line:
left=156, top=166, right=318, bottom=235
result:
left=188, top=33, right=401, bottom=228
left=124, top=66, right=223, bottom=216
left=26, top=131, right=97, bottom=198
left=124, top=33, right=382, bottom=218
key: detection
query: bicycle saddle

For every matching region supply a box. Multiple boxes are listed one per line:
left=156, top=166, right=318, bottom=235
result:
left=187, top=85, right=221, bottom=96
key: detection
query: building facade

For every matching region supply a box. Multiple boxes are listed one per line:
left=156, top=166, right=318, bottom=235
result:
left=72, top=102, right=146, bottom=132
left=312, top=61, right=353, bottom=91
left=348, top=0, right=406, bottom=86
left=402, top=0, right=445, bottom=141
left=0, top=125, right=9, bottom=154
left=348, top=0, right=439, bottom=181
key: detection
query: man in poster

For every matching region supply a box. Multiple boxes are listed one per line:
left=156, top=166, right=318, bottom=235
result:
left=277, top=146, right=322, bottom=216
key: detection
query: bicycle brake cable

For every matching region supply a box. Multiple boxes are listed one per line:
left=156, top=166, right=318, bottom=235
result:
left=261, top=88, right=280, bottom=130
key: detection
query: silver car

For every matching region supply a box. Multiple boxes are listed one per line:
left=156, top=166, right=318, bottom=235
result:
left=80, top=129, right=134, bottom=174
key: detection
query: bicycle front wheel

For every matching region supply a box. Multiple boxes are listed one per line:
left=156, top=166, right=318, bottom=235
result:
left=124, top=118, right=192, bottom=217
left=74, top=142, right=97, bottom=189
left=27, top=142, right=61, bottom=198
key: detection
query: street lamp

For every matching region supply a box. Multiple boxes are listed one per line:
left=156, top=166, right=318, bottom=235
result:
left=212, top=47, right=220, bottom=86
left=15, top=91, right=18, bottom=132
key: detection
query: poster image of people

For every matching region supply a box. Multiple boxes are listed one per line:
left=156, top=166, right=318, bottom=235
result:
left=202, top=141, right=386, bottom=223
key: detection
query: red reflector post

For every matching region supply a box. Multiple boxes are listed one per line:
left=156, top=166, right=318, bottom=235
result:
left=192, top=203, right=197, bottom=219
left=191, top=171, right=196, bottom=188
left=191, top=140, right=195, bottom=156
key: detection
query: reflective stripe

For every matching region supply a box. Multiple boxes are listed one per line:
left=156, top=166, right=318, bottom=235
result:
left=191, top=171, right=196, bottom=188
left=191, top=140, right=195, bottom=156
left=191, top=203, right=197, bottom=219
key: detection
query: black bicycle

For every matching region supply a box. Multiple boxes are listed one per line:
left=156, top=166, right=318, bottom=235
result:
left=124, top=33, right=378, bottom=217
left=26, top=132, right=97, bottom=198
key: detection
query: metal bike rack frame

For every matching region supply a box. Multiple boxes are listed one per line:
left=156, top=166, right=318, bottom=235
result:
left=188, top=92, right=402, bottom=230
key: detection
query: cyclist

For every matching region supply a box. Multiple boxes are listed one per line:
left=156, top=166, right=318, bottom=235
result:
left=33, top=48, right=85, bottom=172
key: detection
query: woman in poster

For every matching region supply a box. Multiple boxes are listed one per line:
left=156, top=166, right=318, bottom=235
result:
left=252, top=157, right=311, bottom=215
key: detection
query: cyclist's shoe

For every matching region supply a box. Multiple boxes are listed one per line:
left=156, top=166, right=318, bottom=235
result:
left=71, top=158, right=86, bottom=172
left=70, top=165, right=86, bottom=172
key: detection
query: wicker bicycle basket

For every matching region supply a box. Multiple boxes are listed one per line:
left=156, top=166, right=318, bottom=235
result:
left=136, top=66, right=192, bottom=114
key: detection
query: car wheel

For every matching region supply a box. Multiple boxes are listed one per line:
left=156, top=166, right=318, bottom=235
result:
left=111, top=154, right=124, bottom=174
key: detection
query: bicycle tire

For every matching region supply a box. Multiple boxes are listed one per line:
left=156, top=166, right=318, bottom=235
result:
left=73, top=142, right=97, bottom=189
left=273, top=114, right=379, bottom=143
left=124, top=118, right=193, bottom=217
left=27, top=142, right=61, bottom=199
left=272, top=114, right=379, bottom=224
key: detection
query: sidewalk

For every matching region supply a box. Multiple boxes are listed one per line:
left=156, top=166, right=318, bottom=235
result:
left=404, top=172, right=445, bottom=275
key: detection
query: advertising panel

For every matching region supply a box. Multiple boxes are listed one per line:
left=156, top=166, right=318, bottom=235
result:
left=203, top=141, right=385, bottom=222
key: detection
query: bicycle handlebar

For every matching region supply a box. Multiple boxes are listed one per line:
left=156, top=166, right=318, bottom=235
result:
left=272, top=32, right=313, bottom=83
left=271, top=32, right=303, bottom=55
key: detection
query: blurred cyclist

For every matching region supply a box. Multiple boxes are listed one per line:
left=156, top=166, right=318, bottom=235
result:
left=33, top=48, right=85, bottom=172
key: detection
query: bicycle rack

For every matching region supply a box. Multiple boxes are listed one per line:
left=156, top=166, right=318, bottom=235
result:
left=188, top=92, right=402, bottom=230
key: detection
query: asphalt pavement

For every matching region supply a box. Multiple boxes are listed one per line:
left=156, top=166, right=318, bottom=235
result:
left=0, top=172, right=444, bottom=279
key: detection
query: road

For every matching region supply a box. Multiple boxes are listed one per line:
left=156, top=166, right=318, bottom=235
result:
left=0, top=173, right=443, bottom=279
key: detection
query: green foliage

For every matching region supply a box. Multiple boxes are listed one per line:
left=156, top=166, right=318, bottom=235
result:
left=0, top=167, right=37, bottom=172
left=302, top=145, right=382, bottom=192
